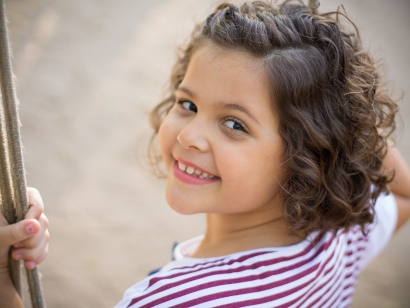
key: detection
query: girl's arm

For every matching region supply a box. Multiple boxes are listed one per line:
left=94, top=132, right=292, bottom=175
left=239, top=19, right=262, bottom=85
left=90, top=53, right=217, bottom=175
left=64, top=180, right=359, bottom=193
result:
left=382, top=144, right=410, bottom=231
left=0, top=188, right=49, bottom=308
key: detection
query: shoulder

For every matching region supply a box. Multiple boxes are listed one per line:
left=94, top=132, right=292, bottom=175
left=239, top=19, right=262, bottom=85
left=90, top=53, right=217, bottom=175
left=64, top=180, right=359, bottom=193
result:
left=116, top=232, right=355, bottom=307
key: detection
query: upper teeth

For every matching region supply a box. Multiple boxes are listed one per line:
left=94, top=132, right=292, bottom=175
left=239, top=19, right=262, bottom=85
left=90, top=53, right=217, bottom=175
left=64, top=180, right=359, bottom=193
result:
left=178, top=161, right=215, bottom=179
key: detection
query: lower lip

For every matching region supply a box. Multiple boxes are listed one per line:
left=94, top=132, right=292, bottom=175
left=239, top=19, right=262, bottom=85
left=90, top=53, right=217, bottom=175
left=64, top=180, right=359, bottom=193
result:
left=173, top=161, right=220, bottom=185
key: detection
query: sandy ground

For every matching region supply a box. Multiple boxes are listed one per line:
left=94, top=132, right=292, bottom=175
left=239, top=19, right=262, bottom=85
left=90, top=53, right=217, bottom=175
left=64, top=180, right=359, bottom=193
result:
left=3, top=0, right=410, bottom=307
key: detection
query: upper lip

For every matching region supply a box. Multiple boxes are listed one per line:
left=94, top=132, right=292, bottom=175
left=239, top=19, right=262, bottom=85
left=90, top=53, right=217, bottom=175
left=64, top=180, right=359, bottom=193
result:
left=175, top=157, right=219, bottom=177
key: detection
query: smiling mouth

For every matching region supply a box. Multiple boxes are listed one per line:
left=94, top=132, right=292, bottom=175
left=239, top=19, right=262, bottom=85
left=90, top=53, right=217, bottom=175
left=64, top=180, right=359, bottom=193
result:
left=176, top=161, right=218, bottom=179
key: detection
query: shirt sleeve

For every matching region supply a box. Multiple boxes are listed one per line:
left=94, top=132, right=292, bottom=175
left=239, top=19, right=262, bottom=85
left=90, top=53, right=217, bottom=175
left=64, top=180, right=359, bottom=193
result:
left=359, top=192, right=398, bottom=269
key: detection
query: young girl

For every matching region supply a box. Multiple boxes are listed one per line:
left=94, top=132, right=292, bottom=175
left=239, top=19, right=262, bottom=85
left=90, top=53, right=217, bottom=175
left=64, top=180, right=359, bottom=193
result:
left=1, top=0, right=410, bottom=307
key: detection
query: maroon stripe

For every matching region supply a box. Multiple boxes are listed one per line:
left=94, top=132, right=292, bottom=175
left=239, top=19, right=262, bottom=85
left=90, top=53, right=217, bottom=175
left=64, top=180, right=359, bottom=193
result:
left=148, top=231, right=326, bottom=290
left=318, top=267, right=349, bottom=308
left=288, top=252, right=335, bottom=305
left=143, top=232, right=327, bottom=294
left=301, top=234, right=367, bottom=307
left=171, top=250, right=271, bottom=271
left=212, top=238, right=343, bottom=308
left=129, top=235, right=332, bottom=308
left=345, top=245, right=367, bottom=258
left=301, top=246, right=346, bottom=307
left=344, top=268, right=360, bottom=281
left=141, top=261, right=321, bottom=308
left=173, top=237, right=337, bottom=308
left=147, top=251, right=273, bottom=288
left=215, top=277, right=315, bottom=308
left=344, top=246, right=365, bottom=257
left=227, top=251, right=339, bottom=307
left=343, top=283, right=353, bottom=290
left=141, top=238, right=333, bottom=308
left=301, top=273, right=335, bottom=306
left=311, top=278, right=343, bottom=308
left=342, top=292, right=353, bottom=302
left=348, top=235, right=366, bottom=244
left=325, top=279, right=346, bottom=308
left=174, top=264, right=320, bottom=308
left=127, top=232, right=329, bottom=308
left=278, top=246, right=341, bottom=307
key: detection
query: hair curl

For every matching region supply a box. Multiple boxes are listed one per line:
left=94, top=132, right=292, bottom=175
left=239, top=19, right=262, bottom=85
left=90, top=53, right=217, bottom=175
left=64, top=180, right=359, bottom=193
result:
left=149, top=0, right=398, bottom=233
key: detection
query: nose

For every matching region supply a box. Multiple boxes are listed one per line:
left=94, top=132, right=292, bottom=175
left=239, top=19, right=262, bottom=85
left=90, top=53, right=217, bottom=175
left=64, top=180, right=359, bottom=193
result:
left=177, top=118, right=210, bottom=152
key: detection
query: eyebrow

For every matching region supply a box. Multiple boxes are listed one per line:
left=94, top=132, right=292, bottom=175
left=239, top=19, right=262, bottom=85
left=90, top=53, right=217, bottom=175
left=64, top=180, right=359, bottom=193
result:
left=178, top=86, right=196, bottom=98
left=177, top=86, right=260, bottom=125
left=217, top=102, right=260, bottom=125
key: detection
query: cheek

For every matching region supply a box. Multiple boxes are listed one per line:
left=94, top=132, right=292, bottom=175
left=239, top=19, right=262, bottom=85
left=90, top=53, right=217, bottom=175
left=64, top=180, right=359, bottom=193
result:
left=216, top=145, right=282, bottom=200
left=158, top=117, right=175, bottom=166
left=218, top=144, right=281, bottom=181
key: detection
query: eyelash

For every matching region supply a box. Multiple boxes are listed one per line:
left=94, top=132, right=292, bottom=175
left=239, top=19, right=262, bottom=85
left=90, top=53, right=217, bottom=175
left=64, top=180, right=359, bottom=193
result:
left=177, top=98, right=197, bottom=113
left=176, top=98, right=249, bottom=134
left=223, top=117, right=248, bottom=133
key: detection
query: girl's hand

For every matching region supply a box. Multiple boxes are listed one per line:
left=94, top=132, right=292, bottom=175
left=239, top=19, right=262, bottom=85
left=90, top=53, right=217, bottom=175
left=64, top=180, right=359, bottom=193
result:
left=0, top=187, right=49, bottom=272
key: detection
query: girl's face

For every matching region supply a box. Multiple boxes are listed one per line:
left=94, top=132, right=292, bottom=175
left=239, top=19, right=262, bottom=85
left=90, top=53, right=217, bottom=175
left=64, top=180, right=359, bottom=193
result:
left=158, top=44, right=284, bottom=216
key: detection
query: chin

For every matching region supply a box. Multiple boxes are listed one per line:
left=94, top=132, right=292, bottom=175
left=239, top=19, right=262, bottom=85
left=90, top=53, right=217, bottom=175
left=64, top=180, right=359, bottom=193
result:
left=165, top=192, right=199, bottom=215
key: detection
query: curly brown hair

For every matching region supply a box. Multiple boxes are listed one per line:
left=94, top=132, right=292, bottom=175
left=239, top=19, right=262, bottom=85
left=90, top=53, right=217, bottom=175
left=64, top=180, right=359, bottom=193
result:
left=149, top=0, right=397, bottom=233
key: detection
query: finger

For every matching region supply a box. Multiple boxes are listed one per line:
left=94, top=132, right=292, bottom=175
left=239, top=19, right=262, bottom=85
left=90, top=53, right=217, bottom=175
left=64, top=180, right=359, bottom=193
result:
left=14, top=220, right=50, bottom=249
left=33, top=241, right=49, bottom=266
left=25, top=187, right=44, bottom=220
left=17, top=214, right=49, bottom=249
left=12, top=233, right=48, bottom=263
left=25, top=260, right=37, bottom=270
left=31, top=244, right=48, bottom=267
left=0, top=219, right=40, bottom=247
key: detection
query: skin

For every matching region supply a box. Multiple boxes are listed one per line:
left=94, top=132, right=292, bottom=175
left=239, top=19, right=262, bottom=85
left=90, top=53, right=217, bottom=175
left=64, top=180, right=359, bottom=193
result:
left=159, top=44, right=306, bottom=258
left=382, top=141, right=410, bottom=232
left=0, top=188, right=49, bottom=308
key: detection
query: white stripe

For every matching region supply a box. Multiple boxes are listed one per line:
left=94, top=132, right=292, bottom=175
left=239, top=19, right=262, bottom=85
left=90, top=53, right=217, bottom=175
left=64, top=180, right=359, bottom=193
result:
left=147, top=235, right=336, bottom=307
left=119, top=227, right=378, bottom=308
left=138, top=235, right=332, bottom=305
left=197, top=241, right=347, bottom=308
left=311, top=243, right=355, bottom=308
left=294, top=232, right=346, bottom=307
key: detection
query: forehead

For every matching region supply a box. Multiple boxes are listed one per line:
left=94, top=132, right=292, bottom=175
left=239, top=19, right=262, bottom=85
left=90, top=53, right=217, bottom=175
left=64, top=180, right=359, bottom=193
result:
left=191, top=43, right=264, bottom=73
left=182, top=43, right=272, bottom=106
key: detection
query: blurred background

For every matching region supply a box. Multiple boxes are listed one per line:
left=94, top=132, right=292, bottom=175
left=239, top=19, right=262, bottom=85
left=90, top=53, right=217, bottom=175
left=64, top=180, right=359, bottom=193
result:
left=5, top=0, right=410, bottom=307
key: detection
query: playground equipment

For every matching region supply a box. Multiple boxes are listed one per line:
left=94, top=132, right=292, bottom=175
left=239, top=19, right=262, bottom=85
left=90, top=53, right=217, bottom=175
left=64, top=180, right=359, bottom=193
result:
left=0, top=0, right=45, bottom=306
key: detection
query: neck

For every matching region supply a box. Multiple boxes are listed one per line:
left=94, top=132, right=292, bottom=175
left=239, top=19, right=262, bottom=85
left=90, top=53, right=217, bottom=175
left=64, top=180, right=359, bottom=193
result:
left=191, top=206, right=306, bottom=258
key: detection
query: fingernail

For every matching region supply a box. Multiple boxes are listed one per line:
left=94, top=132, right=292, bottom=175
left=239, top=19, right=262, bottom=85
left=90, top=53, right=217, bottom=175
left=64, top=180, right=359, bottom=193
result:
left=26, top=261, right=36, bottom=270
left=14, top=254, right=22, bottom=260
left=26, top=223, right=35, bottom=234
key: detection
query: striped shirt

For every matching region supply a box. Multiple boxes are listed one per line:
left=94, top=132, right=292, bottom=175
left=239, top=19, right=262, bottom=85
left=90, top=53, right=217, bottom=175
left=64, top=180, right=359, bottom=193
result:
left=116, top=193, right=397, bottom=308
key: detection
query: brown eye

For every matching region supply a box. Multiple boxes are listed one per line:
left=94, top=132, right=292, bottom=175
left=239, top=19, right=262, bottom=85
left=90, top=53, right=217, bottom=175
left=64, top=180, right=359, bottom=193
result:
left=224, top=118, right=247, bottom=133
left=179, top=100, right=197, bottom=113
